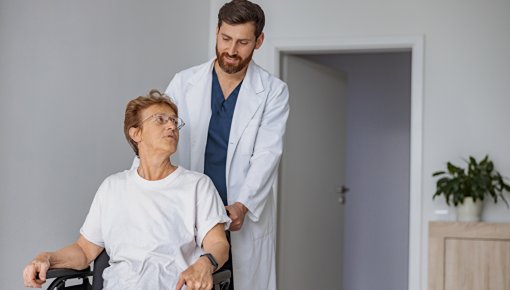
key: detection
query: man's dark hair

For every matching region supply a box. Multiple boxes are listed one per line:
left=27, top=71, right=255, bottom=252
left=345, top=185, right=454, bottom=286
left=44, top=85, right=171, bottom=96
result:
left=218, top=0, right=265, bottom=38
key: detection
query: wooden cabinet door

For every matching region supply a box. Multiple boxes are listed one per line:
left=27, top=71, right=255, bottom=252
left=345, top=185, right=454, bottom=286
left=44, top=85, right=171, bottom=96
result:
left=429, top=222, right=510, bottom=290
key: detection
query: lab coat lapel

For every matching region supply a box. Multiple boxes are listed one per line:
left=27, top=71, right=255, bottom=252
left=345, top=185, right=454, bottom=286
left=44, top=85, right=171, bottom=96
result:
left=186, top=60, right=215, bottom=172
left=226, top=62, right=264, bottom=176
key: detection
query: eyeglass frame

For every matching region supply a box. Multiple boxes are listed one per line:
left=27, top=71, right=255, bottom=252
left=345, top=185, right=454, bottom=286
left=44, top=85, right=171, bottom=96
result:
left=140, top=113, right=185, bottom=130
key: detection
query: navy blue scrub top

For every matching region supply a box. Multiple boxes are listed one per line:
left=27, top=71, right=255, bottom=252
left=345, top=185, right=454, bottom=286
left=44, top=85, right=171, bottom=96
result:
left=204, top=68, right=243, bottom=205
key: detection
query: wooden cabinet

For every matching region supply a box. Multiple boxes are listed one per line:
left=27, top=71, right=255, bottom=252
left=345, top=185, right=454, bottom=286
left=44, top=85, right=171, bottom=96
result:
left=429, top=222, right=510, bottom=290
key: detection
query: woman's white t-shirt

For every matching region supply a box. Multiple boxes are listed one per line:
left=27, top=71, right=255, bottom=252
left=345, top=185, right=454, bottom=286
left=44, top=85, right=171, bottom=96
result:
left=80, top=166, right=230, bottom=290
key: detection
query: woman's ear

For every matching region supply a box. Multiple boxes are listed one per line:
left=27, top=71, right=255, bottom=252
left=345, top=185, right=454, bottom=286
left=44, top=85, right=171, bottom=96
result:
left=129, top=127, right=142, bottom=143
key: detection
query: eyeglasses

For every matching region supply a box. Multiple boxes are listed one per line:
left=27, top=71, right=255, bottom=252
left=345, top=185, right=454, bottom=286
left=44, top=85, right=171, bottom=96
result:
left=140, top=113, right=185, bottom=130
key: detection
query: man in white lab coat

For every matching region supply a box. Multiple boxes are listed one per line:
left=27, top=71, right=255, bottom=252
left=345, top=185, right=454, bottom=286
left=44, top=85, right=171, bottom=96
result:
left=166, top=1, right=289, bottom=289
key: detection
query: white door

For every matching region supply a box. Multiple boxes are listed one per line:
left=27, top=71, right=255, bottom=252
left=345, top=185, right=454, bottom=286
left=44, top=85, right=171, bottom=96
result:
left=277, top=54, right=347, bottom=290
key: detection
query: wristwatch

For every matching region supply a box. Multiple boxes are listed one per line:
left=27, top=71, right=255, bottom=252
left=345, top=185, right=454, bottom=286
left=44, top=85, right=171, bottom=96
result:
left=200, top=253, right=219, bottom=271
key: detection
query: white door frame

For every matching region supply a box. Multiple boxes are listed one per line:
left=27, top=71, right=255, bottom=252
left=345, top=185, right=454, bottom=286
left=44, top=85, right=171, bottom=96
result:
left=264, top=36, right=424, bottom=290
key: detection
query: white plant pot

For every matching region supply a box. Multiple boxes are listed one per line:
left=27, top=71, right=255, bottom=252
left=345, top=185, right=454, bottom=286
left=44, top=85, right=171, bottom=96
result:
left=456, top=197, right=483, bottom=222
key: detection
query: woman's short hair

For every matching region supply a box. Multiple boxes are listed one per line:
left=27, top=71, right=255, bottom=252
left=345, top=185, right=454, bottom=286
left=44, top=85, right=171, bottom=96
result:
left=124, top=89, right=178, bottom=156
left=218, top=0, right=265, bottom=38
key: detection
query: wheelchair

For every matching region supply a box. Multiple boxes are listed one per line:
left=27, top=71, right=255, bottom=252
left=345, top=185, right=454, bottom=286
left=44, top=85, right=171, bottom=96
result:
left=44, top=250, right=231, bottom=290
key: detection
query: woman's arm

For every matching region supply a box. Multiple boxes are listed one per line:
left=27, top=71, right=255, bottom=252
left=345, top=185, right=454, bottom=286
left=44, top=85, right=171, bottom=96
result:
left=201, top=223, right=229, bottom=269
left=22, top=235, right=103, bottom=288
left=175, top=224, right=229, bottom=290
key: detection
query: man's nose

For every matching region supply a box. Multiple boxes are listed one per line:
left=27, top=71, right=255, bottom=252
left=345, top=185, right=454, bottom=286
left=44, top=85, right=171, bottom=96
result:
left=227, top=43, right=238, bottom=56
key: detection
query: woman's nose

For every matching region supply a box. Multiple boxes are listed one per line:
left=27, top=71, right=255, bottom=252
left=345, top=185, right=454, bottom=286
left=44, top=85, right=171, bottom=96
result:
left=165, top=122, right=177, bottom=131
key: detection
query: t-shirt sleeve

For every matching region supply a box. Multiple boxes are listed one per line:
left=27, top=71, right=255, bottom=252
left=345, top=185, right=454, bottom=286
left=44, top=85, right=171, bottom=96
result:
left=80, top=180, right=107, bottom=248
left=195, top=175, right=231, bottom=247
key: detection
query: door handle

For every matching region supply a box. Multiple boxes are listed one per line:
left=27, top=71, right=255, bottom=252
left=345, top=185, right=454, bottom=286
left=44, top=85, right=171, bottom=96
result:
left=336, top=185, right=349, bottom=204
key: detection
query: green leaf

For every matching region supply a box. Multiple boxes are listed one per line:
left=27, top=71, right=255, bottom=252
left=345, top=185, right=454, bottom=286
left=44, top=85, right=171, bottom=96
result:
left=501, top=194, right=509, bottom=208
left=432, top=171, right=445, bottom=177
left=447, top=162, right=461, bottom=174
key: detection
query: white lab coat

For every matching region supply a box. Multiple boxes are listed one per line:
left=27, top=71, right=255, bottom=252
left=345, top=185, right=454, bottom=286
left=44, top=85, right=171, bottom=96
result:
left=166, top=59, right=289, bottom=290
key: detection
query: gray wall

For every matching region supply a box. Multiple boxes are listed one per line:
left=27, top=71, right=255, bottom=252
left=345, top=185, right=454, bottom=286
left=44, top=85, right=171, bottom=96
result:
left=303, top=52, right=411, bottom=290
left=0, top=1, right=210, bottom=289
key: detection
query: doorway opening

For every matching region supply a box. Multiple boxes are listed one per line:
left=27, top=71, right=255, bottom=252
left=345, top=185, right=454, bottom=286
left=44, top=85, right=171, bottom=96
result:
left=272, top=36, right=423, bottom=290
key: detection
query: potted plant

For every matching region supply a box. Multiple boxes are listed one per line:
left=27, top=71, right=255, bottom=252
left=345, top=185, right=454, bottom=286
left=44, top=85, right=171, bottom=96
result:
left=432, top=155, right=510, bottom=222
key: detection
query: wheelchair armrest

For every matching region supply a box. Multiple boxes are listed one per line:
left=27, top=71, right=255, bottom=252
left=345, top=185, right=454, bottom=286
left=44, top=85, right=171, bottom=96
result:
left=44, top=268, right=93, bottom=290
left=46, top=267, right=93, bottom=279
left=212, top=269, right=231, bottom=285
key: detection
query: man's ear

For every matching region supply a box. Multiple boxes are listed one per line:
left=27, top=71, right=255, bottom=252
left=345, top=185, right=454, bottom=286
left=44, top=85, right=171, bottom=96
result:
left=255, top=32, right=264, bottom=49
left=129, top=127, right=142, bottom=143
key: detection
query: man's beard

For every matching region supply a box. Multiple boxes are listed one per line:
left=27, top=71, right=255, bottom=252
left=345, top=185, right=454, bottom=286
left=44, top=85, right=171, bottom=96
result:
left=216, top=45, right=254, bottom=74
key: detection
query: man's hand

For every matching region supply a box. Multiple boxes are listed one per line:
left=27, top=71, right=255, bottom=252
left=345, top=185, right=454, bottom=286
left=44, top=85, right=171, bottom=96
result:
left=225, top=202, right=248, bottom=231
left=23, top=253, right=50, bottom=288
left=175, top=256, right=214, bottom=290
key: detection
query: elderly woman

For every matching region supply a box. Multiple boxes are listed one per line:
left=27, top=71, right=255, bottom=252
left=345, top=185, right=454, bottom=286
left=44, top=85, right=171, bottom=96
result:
left=22, top=90, right=230, bottom=290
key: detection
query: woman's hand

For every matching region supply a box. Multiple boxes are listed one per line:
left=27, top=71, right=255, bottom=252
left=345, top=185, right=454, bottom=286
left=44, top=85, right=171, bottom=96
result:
left=175, top=256, right=214, bottom=290
left=22, top=236, right=103, bottom=288
left=22, top=253, right=50, bottom=288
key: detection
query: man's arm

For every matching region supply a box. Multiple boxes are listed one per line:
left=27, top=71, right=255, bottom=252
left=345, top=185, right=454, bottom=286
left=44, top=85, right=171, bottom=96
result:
left=234, top=81, right=290, bottom=225
left=175, top=224, right=229, bottom=290
left=22, top=235, right=103, bottom=288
